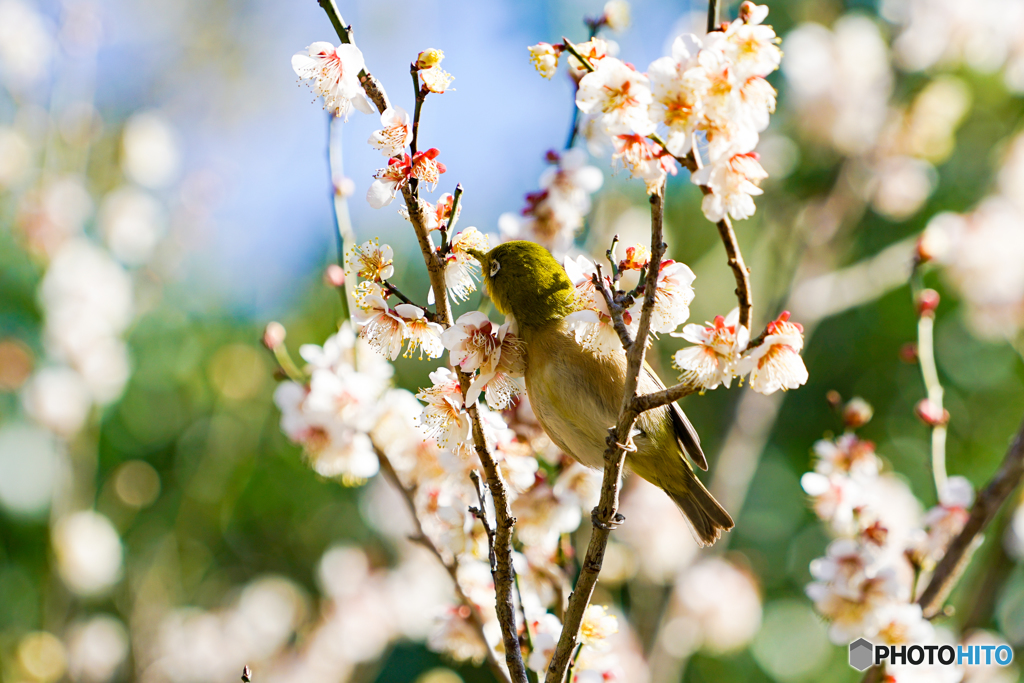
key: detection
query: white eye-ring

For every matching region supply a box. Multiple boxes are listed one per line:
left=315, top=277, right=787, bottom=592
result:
left=490, top=260, right=501, bottom=276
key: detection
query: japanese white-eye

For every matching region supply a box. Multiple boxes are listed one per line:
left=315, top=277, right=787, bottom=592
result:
left=471, top=241, right=733, bottom=546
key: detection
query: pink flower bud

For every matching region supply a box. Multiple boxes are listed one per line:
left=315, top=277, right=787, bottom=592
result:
left=915, top=398, right=949, bottom=427
left=262, top=321, right=286, bottom=350
left=826, top=390, right=843, bottom=410
left=899, top=342, right=919, bottom=363
left=325, top=264, right=346, bottom=288
left=843, top=397, right=874, bottom=429
left=916, top=289, right=940, bottom=316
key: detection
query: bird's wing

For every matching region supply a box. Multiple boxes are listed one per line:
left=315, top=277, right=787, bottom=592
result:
left=643, top=363, right=708, bottom=471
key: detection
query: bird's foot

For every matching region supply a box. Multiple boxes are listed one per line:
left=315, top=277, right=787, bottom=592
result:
left=605, top=428, right=637, bottom=453
left=591, top=510, right=625, bottom=531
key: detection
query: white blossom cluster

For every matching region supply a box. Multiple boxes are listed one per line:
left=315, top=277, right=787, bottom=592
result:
left=920, top=131, right=1024, bottom=338
left=529, top=2, right=782, bottom=223
left=800, top=405, right=980, bottom=682
left=882, top=0, right=1024, bottom=92
left=782, top=18, right=972, bottom=221
left=498, top=149, right=604, bottom=257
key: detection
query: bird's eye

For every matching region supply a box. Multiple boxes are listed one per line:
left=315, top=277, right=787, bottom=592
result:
left=490, top=260, right=501, bottom=276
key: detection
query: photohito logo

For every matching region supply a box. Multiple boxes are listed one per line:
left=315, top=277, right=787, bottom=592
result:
left=848, top=639, right=1014, bottom=672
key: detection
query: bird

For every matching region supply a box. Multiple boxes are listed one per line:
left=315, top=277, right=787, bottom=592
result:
left=468, top=240, right=733, bottom=546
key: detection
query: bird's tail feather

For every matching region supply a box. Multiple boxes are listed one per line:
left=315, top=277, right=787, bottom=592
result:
left=663, top=465, right=734, bottom=547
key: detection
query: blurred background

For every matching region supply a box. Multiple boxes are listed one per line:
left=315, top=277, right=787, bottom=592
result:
left=2, top=0, right=1024, bottom=681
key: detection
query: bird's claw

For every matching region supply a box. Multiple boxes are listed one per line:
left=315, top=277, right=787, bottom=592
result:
left=591, top=510, right=625, bottom=531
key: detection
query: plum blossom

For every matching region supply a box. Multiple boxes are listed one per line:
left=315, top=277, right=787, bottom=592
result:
left=354, top=283, right=406, bottom=360
left=716, top=4, right=783, bottom=80
left=672, top=308, right=749, bottom=390
left=580, top=605, right=618, bottom=646
left=431, top=226, right=486, bottom=304
left=367, top=149, right=447, bottom=209
left=692, top=152, right=768, bottom=222
left=647, top=35, right=708, bottom=156
left=612, top=134, right=677, bottom=193
left=501, top=150, right=603, bottom=255
left=910, top=475, right=974, bottom=568
left=368, top=106, right=412, bottom=157
left=292, top=42, right=373, bottom=119
left=367, top=155, right=412, bottom=209
left=348, top=239, right=394, bottom=281
left=805, top=539, right=906, bottom=643
left=416, top=368, right=472, bottom=454
left=527, top=613, right=563, bottom=672
left=566, top=38, right=615, bottom=76
left=741, top=311, right=808, bottom=394
left=650, top=260, right=696, bottom=334
left=529, top=42, right=561, bottom=79
left=441, top=312, right=525, bottom=408
left=396, top=304, right=444, bottom=359
left=576, top=57, right=655, bottom=136
left=563, top=254, right=640, bottom=356
left=420, top=66, right=455, bottom=93
left=602, top=0, right=630, bottom=32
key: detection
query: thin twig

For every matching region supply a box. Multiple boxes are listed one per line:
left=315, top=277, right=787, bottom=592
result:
left=469, top=470, right=498, bottom=572
left=374, top=444, right=511, bottom=683
left=916, top=306, right=948, bottom=499
left=916, top=415, right=1024, bottom=618
left=380, top=278, right=436, bottom=320
left=706, top=0, right=721, bottom=34
left=545, top=180, right=668, bottom=683
left=590, top=266, right=633, bottom=351
left=441, top=183, right=464, bottom=254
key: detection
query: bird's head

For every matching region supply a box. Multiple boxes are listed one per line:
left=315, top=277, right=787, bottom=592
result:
left=466, top=241, right=576, bottom=331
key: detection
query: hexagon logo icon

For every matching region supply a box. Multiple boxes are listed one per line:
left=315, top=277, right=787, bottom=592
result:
left=849, top=638, right=874, bottom=671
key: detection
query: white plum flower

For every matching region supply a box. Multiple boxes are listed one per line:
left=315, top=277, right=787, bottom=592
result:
left=812, top=433, right=881, bottom=479
left=806, top=538, right=906, bottom=644
left=538, top=148, right=604, bottom=215
left=437, top=227, right=487, bottom=303
left=529, top=42, right=560, bottom=79
left=354, top=282, right=406, bottom=360
left=575, top=57, right=655, bottom=136
left=580, top=605, right=619, bottom=647
left=292, top=42, right=373, bottom=119
left=502, top=150, right=603, bottom=255
left=717, top=10, right=783, bottom=80
left=527, top=613, right=563, bottom=672
left=416, top=368, right=472, bottom=455
left=441, top=312, right=525, bottom=408
left=672, top=308, right=749, bottom=390
left=911, top=475, right=974, bottom=568
left=368, top=106, right=412, bottom=158
left=647, top=34, right=709, bottom=156
left=420, top=66, right=455, bottom=94
left=742, top=311, right=808, bottom=394
left=612, top=134, right=677, bottom=193
left=395, top=304, right=444, bottom=359
left=442, top=311, right=502, bottom=375
left=367, top=155, right=412, bottom=209
left=348, top=239, right=394, bottom=281
left=566, top=38, right=615, bottom=74
left=692, top=152, right=768, bottom=222
left=563, top=254, right=640, bottom=356
left=650, top=260, right=696, bottom=334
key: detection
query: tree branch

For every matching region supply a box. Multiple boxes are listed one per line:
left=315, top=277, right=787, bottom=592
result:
left=916, top=415, right=1024, bottom=618
left=374, top=445, right=512, bottom=683
left=313, top=6, right=527, bottom=678
left=544, top=180, right=668, bottom=683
